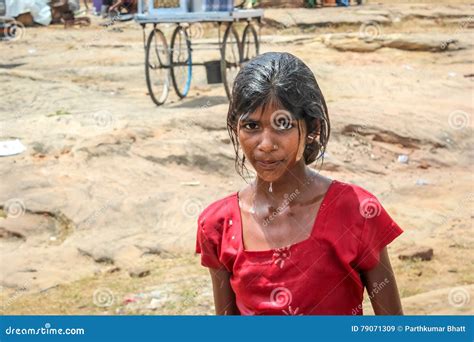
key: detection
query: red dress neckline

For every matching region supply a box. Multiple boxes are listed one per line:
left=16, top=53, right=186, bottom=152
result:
left=234, top=179, right=338, bottom=255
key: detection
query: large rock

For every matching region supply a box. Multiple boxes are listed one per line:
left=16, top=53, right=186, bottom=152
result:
left=375, top=34, right=463, bottom=52
left=263, top=4, right=474, bottom=29
left=322, top=33, right=465, bottom=52
left=264, top=8, right=391, bottom=28
left=323, top=34, right=383, bottom=52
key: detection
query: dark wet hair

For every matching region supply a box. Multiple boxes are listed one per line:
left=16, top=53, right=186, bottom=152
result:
left=226, top=52, right=331, bottom=179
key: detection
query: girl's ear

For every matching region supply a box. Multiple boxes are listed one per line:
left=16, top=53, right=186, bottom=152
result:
left=306, top=119, right=321, bottom=143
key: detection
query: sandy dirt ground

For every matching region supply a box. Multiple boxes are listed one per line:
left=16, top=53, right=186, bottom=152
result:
left=0, top=1, right=473, bottom=315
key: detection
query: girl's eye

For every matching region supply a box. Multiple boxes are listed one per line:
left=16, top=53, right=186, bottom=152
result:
left=243, top=122, right=259, bottom=130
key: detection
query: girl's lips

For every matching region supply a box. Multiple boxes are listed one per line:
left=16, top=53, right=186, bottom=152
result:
left=255, top=160, right=283, bottom=170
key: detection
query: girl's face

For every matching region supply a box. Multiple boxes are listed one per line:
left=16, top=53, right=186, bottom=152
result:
left=237, top=103, right=307, bottom=182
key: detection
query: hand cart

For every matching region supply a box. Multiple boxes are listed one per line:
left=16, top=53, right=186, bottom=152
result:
left=135, top=0, right=263, bottom=106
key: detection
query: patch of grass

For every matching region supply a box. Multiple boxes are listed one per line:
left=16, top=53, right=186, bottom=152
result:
left=46, top=109, right=71, bottom=117
left=0, top=254, right=212, bottom=315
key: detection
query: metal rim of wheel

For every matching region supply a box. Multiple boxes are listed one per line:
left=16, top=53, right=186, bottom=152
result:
left=170, top=25, right=192, bottom=99
left=242, top=22, right=259, bottom=64
left=221, top=23, right=243, bottom=100
left=145, top=28, right=170, bottom=106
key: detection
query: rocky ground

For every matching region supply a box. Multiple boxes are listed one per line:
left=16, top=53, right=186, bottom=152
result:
left=0, top=1, right=473, bottom=315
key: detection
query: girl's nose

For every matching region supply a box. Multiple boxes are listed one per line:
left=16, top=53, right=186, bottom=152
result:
left=257, top=128, right=277, bottom=153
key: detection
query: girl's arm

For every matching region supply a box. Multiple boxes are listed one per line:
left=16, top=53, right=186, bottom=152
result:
left=209, top=267, right=240, bottom=315
left=360, top=247, right=404, bottom=315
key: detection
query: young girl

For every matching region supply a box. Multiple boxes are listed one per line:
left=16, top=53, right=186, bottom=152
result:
left=195, top=52, right=404, bottom=315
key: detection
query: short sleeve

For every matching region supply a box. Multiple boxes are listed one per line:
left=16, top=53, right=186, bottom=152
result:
left=195, top=213, right=225, bottom=269
left=356, top=196, right=403, bottom=271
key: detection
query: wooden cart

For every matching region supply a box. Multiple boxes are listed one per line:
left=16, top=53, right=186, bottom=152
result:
left=135, top=1, right=263, bottom=105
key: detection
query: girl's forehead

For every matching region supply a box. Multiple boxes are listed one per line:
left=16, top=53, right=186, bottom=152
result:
left=244, top=103, right=295, bottom=121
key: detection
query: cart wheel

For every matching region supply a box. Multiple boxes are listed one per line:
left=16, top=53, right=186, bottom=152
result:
left=221, top=23, right=242, bottom=100
left=145, top=28, right=170, bottom=106
left=242, top=23, right=259, bottom=64
left=170, top=25, right=192, bottom=99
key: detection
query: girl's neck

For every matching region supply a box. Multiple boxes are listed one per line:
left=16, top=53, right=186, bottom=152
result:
left=253, top=161, right=316, bottom=203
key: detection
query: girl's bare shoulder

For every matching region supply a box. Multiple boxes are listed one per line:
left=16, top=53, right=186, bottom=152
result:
left=198, top=192, right=238, bottom=226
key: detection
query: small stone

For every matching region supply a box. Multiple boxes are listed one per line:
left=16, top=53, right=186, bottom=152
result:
left=150, top=290, right=162, bottom=299
left=398, top=246, right=434, bottom=261
left=129, top=267, right=151, bottom=278
left=107, top=266, right=121, bottom=274
left=397, top=154, right=409, bottom=163
left=147, top=298, right=162, bottom=310
left=418, top=161, right=430, bottom=169
left=31, top=142, right=50, bottom=155
left=416, top=178, right=429, bottom=186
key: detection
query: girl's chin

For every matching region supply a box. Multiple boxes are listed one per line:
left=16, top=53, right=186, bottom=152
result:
left=249, top=159, right=297, bottom=182
left=253, top=168, right=286, bottom=183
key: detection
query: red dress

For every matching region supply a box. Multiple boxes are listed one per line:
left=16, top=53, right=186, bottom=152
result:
left=195, top=180, right=403, bottom=315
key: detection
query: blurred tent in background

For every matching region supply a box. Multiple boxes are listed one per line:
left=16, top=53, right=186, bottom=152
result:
left=4, top=0, right=57, bottom=25
left=1, top=0, right=88, bottom=30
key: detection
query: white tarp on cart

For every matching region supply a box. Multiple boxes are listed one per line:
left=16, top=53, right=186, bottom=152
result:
left=6, top=0, right=52, bottom=25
